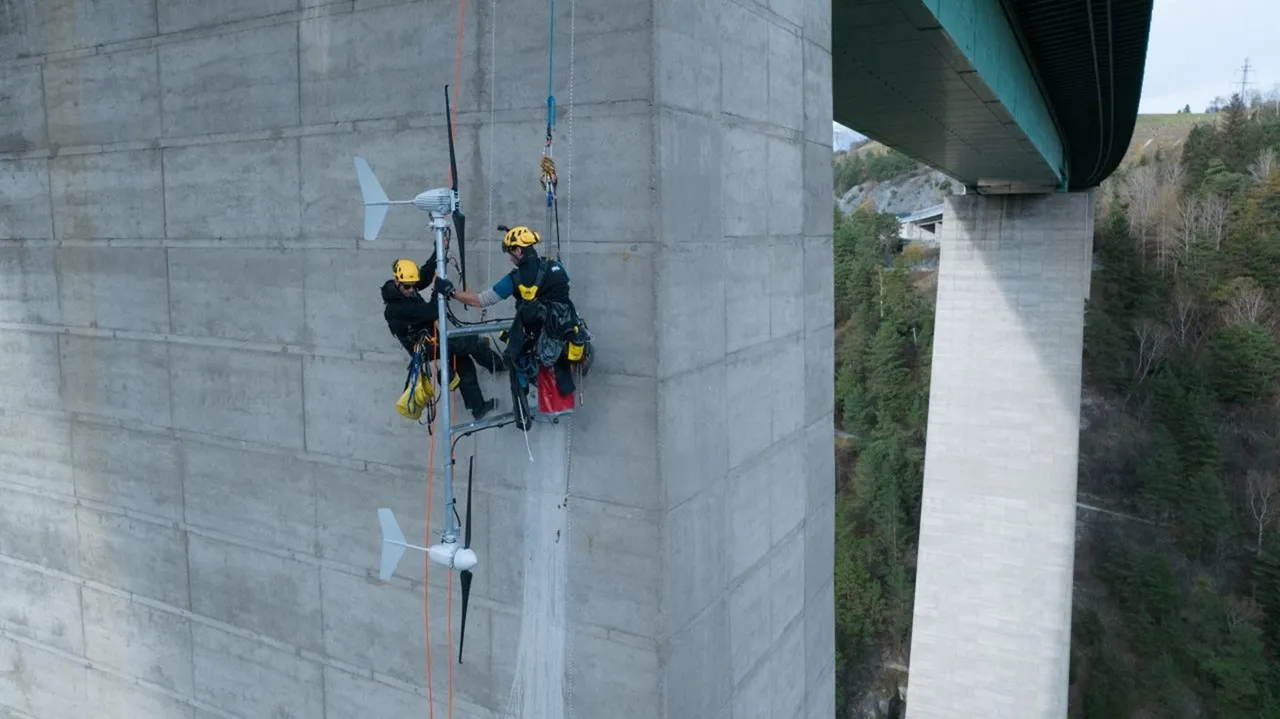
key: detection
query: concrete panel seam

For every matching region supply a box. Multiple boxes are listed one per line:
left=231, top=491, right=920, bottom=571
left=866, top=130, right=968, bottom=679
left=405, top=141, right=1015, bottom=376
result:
left=42, top=150, right=57, bottom=242
left=0, top=546, right=644, bottom=698
left=729, top=606, right=806, bottom=694
left=4, top=401, right=684, bottom=484
left=0, top=2, right=356, bottom=70
left=0, top=319, right=375, bottom=360
left=0, top=475, right=659, bottom=642
left=724, top=419, right=809, bottom=481
left=0, top=626, right=230, bottom=719
left=1, top=237, right=357, bottom=250
left=719, top=111, right=803, bottom=143
left=725, top=0, right=802, bottom=35
left=0, top=101, right=653, bottom=163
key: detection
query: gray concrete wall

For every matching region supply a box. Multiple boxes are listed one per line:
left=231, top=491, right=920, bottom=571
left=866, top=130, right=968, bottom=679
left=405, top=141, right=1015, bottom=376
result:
left=0, top=1, right=834, bottom=717
left=906, top=192, right=1094, bottom=718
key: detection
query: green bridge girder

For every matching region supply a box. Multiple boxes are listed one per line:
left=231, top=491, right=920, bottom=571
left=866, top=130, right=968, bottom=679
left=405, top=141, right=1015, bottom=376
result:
left=833, top=0, right=1154, bottom=193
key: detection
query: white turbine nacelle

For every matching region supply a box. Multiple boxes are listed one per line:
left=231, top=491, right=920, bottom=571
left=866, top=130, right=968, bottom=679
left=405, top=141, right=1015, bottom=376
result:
left=412, top=187, right=459, bottom=217
left=353, top=156, right=458, bottom=241
left=428, top=541, right=478, bottom=572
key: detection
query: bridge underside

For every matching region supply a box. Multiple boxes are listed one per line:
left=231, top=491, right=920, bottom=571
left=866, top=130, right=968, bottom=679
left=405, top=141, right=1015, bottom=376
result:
left=833, top=0, right=1064, bottom=193
left=833, top=0, right=1154, bottom=194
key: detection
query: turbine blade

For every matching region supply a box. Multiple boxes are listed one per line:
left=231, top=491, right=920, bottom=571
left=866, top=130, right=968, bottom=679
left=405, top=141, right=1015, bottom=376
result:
left=454, top=209, right=467, bottom=288
left=377, top=508, right=407, bottom=581
left=464, top=456, right=474, bottom=549
left=444, top=85, right=467, bottom=287
left=354, top=157, right=390, bottom=241
left=458, top=569, right=472, bottom=663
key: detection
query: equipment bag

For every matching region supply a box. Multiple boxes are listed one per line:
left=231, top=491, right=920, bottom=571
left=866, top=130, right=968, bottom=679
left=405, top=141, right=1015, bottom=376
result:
left=397, top=364, right=434, bottom=421
left=536, top=365, right=574, bottom=416
left=394, top=349, right=460, bottom=421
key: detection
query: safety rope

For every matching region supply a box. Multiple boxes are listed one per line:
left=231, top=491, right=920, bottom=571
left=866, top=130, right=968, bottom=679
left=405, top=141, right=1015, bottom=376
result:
left=540, top=0, right=563, bottom=260
left=424, top=330, right=438, bottom=719
left=421, top=1, right=470, bottom=716
left=565, top=0, right=575, bottom=263
left=484, top=0, right=498, bottom=306
left=564, top=1, right=577, bottom=714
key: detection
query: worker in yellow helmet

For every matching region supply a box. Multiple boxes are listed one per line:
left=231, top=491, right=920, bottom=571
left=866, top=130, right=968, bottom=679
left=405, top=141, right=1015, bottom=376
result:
left=381, top=256, right=504, bottom=420
left=435, top=225, right=591, bottom=429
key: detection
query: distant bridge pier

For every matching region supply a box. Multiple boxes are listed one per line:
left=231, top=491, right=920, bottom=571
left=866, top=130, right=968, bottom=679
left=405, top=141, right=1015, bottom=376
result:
left=906, top=191, right=1094, bottom=718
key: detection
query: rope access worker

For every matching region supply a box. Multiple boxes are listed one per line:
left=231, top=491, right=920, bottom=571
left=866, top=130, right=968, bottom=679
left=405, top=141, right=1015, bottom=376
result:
left=381, top=255, right=505, bottom=420
left=433, top=226, right=591, bottom=429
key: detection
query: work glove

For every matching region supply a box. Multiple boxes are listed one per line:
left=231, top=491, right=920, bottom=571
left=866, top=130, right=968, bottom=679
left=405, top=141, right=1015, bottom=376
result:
left=434, top=277, right=455, bottom=298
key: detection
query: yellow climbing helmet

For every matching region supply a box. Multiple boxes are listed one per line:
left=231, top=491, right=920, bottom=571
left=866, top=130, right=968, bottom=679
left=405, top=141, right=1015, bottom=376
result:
left=502, top=226, right=540, bottom=250
left=393, top=258, right=420, bottom=284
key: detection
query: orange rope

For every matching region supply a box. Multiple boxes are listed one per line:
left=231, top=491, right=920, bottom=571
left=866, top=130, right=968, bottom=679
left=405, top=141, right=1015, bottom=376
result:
left=419, top=3, right=468, bottom=716
left=446, top=2, right=467, bottom=716
left=447, top=0, right=467, bottom=187
left=447, top=370, right=458, bottom=719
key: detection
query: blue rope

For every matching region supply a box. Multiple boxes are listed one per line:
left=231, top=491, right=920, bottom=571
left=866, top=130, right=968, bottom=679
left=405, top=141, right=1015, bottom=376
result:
left=405, top=350, right=425, bottom=414
left=546, top=0, right=556, bottom=131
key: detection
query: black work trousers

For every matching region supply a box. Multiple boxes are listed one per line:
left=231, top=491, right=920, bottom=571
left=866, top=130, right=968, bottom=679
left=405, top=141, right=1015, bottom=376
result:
left=427, top=335, right=506, bottom=411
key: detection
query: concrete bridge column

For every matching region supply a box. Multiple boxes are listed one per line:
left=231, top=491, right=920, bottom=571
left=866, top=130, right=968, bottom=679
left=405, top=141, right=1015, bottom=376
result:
left=907, top=192, right=1094, bottom=718
left=0, top=0, right=834, bottom=717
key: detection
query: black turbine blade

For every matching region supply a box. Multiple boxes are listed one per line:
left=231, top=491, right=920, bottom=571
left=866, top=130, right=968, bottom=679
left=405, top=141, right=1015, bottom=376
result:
left=444, top=85, right=467, bottom=288
left=454, top=210, right=467, bottom=286
left=464, top=456, right=474, bottom=549
left=458, top=455, right=475, bottom=664
left=458, top=569, right=472, bottom=663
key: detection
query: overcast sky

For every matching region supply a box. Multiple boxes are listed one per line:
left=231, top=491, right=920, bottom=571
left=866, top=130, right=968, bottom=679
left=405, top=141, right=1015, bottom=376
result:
left=835, top=0, right=1280, bottom=144
left=1139, top=0, right=1279, bottom=113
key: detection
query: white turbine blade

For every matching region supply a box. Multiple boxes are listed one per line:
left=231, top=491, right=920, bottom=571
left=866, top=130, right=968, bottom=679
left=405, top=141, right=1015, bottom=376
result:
left=355, top=156, right=391, bottom=241
left=377, top=508, right=407, bottom=581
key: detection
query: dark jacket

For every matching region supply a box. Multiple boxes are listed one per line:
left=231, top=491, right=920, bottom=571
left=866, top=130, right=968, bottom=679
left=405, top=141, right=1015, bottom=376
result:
left=381, top=258, right=439, bottom=354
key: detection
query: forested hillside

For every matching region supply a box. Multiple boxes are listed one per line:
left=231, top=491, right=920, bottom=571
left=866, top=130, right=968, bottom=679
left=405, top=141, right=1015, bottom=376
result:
left=833, top=95, right=1280, bottom=718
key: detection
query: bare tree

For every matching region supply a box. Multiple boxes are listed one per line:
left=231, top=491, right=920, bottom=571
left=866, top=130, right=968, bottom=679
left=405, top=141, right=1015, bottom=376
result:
left=1155, top=167, right=1184, bottom=274
left=1200, top=194, right=1228, bottom=250
left=1132, top=318, right=1171, bottom=381
left=1249, top=147, right=1275, bottom=182
left=1168, top=288, right=1202, bottom=348
left=1120, top=164, right=1160, bottom=264
left=1221, top=278, right=1271, bottom=326
left=1246, top=470, right=1279, bottom=557
left=1177, top=196, right=1201, bottom=255
left=1227, top=594, right=1263, bottom=630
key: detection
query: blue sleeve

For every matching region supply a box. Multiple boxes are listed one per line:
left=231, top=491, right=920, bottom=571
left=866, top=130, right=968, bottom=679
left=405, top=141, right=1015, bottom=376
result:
left=492, top=274, right=514, bottom=300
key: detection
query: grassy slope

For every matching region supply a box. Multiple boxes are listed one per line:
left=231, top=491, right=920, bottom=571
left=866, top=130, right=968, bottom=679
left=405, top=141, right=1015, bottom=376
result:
left=1121, top=112, right=1217, bottom=164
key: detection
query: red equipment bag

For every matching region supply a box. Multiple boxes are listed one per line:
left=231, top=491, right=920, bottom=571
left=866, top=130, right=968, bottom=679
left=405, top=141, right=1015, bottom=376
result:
left=536, top=366, right=574, bottom=416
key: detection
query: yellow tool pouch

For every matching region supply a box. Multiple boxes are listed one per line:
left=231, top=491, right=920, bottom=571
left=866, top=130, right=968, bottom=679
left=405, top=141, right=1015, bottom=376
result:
left=566, top=324, right=585, bottom=362
left=396, top=372, right=434, bottom=420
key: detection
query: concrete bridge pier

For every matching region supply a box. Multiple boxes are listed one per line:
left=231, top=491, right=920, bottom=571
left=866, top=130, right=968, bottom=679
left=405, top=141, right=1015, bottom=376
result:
left=0, top=0, right=836, bottom=717
left=906, top=191, right=1095, bottom=718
